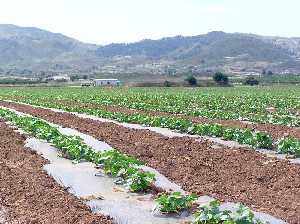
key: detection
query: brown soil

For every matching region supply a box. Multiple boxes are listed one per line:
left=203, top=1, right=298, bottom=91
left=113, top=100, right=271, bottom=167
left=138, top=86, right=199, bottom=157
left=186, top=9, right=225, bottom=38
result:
left=0, top=121, right=112, bottom=224
left=1, top=101, right=300, bottom=223
left=48, top=100, right=300, bottom=141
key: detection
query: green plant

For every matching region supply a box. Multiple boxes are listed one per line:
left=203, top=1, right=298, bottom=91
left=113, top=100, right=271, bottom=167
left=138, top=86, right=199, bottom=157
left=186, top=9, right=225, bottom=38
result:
left=98, top=149, right=142, bottom=176
left=125, top=170, right=155, bottom=192
left=193, top=200, right=267, bottom=224
left=185, top=75, right=198, bottom=86
left=213, top=72, right=229, bottom=85
left=244, top=76, right=259, bottom=86
left=155, top=192, right=197, bottom=213
left=277, top=136, right=300, bottom=156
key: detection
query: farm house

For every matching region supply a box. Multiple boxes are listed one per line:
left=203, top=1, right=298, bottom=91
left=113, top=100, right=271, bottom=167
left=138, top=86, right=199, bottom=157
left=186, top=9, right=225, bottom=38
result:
left=94, top=79, right=120, bottom=86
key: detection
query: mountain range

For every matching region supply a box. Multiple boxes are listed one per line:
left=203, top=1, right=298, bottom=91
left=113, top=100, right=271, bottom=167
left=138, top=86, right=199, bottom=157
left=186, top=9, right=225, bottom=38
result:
left=1, top=24, right=300, bottom=76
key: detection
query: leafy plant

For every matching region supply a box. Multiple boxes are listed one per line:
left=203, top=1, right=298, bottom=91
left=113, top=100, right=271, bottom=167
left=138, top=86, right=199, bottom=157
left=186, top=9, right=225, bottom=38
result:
left=98, top=149, right=142, bottom=176
left=277, top=136, right=300, bottom=156
left=125, top=170, right=155, bottom=192
left=155, top=192, right=197, bottom=213
left=193, top=200, right=268, bottom=224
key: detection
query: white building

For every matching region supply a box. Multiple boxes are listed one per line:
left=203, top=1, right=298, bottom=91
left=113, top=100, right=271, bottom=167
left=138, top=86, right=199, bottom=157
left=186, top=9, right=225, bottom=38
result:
left=94, top=79, right=120, bottom=86
left=51, top=74, right=71, bottom=81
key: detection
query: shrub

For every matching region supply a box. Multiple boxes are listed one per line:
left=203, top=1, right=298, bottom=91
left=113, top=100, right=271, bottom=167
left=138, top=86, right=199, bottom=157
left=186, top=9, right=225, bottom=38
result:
left=185, top=75, right=198, bottom=86
left=213, top=72, right=229, bottom=85
left=244, top=76, right=259, bottom=86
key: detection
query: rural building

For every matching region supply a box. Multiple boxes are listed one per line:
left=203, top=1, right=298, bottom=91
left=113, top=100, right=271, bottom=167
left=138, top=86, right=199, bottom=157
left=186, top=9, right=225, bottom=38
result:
left=48, top=74, right=71, bottom=81
left=94, top=79, right=120, bottom=86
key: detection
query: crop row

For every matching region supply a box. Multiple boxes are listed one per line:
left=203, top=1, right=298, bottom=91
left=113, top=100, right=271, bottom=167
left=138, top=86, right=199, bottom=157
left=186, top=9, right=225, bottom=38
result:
left=0, top=108, right=155, bottom=192
left=4, top=99, right=300, bottom=157
left=1, top=86, right=299, bottom=126
left=0, top=108, right=269, bottom=224
left=156, top=192, right=267, bottom=224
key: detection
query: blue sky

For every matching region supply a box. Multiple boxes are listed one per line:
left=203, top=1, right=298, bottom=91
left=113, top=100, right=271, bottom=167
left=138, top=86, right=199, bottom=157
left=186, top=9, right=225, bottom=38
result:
left=0, top=0, right=298, bottom=45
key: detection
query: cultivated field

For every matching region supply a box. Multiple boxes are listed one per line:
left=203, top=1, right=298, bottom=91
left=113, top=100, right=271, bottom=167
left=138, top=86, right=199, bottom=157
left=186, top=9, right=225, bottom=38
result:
left=0, top=86, right=299, bottom=224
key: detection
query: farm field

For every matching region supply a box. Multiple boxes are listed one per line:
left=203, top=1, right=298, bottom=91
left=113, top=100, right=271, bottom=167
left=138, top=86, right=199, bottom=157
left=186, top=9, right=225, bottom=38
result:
left=0, top=86, right=300, bottom=224
left=0, top=119, right=113, bottom=224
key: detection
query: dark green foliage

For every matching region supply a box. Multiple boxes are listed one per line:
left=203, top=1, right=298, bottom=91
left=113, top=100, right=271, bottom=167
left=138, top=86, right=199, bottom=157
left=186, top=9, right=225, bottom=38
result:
left=185, top=75, right=198, bottom=86
left=163, top=80, right=172, bottom=87
left=244, top=76, right=259, bottom=86
left=213, top=72, right=229, bottom=85
left=155, top=192, right=197, bottom=213
left=277, top=136, right=300, bottom=156
left=193, top=200, right=267, bottom=224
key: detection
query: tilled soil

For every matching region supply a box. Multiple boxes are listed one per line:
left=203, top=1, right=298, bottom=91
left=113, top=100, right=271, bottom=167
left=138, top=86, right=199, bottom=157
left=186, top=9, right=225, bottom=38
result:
left=51, top=100, right=300, bottom=141
left=1, top=101, right=300, bottom=224
left=0, top=121, right=112, bottom=224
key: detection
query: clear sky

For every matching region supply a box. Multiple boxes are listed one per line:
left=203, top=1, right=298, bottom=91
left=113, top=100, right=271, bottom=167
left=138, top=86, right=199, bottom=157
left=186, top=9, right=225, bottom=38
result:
left=0, top=0, right=298, bottom=45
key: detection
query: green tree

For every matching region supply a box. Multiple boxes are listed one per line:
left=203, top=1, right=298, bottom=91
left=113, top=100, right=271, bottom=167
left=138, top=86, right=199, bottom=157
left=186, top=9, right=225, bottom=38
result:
left=244, top=76, right=259, bottom=86
left=70, top=75, right=80, bottom=82
left=213, top=72, right=229, bottom=85
left=185, top=75, right=197, bottom=86
left=163, top=80, right=172, bottom=87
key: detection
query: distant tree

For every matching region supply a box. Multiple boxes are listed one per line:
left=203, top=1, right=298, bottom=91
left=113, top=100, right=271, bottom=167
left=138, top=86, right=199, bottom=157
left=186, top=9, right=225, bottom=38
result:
left=244, top=76, right=259, bottom=86
left=262, top=69, right=267, bottom=75
left=213, top=72, right=229, bottom=85
left=163, top=80, right=172, bottom=87
left=70, top=75, right=80, bottom=82
left=185, top=75, right=197, bottom=86
left=267, top=70, right=273, bottom=76
left=82, top=74, right=89, bottom=80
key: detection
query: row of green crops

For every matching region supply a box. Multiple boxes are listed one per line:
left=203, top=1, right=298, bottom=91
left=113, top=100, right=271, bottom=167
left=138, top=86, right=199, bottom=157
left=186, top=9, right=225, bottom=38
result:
left=155, top=192, right=268, bottom=224
left=0, top=86, right=299, bottom=126
left=0, top=107, right=277, bottom=223
left=0, top=108, right=155, bottom=192
left=3, top=98, right=300, bottom=157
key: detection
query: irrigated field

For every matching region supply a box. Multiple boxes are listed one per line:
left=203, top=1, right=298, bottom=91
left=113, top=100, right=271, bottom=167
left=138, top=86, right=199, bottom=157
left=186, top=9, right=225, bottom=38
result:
left=0, top=86, right=299, bottom=224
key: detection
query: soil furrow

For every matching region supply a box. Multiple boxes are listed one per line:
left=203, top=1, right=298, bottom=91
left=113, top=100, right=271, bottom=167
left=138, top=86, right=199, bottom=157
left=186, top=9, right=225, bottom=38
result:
left=1, top=101, right=300, bottom=224
left=25, top=99, right=300, bottom=140
left=0, top=120, right=112, bottom=224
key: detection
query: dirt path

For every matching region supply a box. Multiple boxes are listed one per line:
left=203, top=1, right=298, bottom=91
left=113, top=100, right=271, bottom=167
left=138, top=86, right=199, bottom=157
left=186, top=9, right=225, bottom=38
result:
left=30, top=99, right=300, bottom=140
left=1, top=101, right=300, bottom=223
left=0, top=121, right=112, bottom=224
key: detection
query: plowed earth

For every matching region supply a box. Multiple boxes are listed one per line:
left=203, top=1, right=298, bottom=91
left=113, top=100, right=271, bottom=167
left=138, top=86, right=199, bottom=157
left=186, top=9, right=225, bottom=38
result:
left=1, top=101, right=300, bottom=224
left=0, top=120, right=112, bottom=224
left=53, top=100, right=300, bottom=140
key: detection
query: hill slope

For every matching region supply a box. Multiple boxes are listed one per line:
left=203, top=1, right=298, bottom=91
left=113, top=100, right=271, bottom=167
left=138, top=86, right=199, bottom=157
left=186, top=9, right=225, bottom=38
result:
left=1, top=25, right=300, bottom=75
left=96, top=32, right=300, bottom=74
left=96, top=32, right=295, bottom=61
left=0, top=24, right=99, bottom=73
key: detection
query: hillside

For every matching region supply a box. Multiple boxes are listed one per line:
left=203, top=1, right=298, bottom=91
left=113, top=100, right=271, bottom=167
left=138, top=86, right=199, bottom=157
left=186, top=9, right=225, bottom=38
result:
left=1, top=24, right=300, bottom=76
left=0, top=24, right=99, bottom=73
left=96, top=32, right=300, bottom=74
left=96, top=32, right=294, bottom=61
